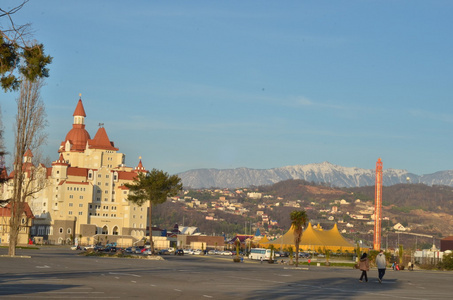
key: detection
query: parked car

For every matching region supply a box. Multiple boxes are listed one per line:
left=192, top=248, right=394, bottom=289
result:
left=183, top=249, right=192, bottom=255
left=175, top=249, right=184, bottom=256
left=94, top=245, right=105, bottom=252
left=159, top=249, right=171, bottom=255
left=104, top=246, right=117, bottom=253
left=134, top=246, right=145, bottom=254
left=142, top=249, right=152, bottom=255
left=84, top=245, right=95, bottom=251
left=192, top=249, right=202, bottom=255
left=278, top=251, right=289, bottom=257
left=221, top=251, right=233, bottom=256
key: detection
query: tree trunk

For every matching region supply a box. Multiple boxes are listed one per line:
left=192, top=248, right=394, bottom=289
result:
left=8, top=154, right=24, bottom=257
left=295, top=241, right=299, bottom=267
left=8, top=206, right=19, bottom=256
left=149, top=202, right=154, bottom=254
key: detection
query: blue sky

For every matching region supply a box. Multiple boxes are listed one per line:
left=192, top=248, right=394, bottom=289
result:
left=1, top=1, right=452, bottom=175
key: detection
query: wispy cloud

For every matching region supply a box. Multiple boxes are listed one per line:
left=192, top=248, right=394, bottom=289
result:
left=283, top=95, right=347, bottom=110
left=409, top=109, right=453, bottom=123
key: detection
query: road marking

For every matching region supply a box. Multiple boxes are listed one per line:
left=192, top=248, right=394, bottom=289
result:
left=233, top=276, right=285, bottom=284
left=47, top=292, right=104, bottom=294
left=203, top=295, right=213, bottom=298
left=109, top=272, right=141, bottom=277
left=131, top=281, right=137, bottom=283
left=174, top=289, right=182, bottom=292
left=0, top=296, right=120, bottom=299
left=36, top=265, right=50, bottom=268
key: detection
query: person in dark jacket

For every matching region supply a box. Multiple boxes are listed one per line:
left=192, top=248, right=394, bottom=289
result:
left=358, top=252, right=370, bottom=282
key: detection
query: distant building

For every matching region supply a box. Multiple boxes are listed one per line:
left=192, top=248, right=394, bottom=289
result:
left=440, top=236, right=453, bottom=252
left=177, top=234, right=224, bottom=250
left=0, top=202, right=34, bottom=245
left=393, top=223, right=407, bottom=231
left=0, top=98, right=149, bottom=246
left=179, top=226, right=200, bottom=235
left=247, top=192, right=262, bottom=199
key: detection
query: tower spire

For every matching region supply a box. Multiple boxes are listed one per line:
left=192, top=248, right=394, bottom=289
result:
left=373, top=158, right=383, bottom=251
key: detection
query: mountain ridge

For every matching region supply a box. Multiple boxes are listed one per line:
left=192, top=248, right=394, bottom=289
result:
left=178, top=161, right=453, bottom=189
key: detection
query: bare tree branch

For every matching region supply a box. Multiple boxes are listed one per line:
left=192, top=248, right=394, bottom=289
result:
left=8, top=76, right=47, bottom=256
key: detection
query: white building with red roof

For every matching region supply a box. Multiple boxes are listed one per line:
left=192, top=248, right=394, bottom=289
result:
left=1, top=97, right=150, bottom=246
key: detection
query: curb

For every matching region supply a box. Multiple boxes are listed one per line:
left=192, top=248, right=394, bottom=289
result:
left=0, top=255, right=32, bottom=258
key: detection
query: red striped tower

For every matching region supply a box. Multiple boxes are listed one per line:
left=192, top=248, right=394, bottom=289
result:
left=373, top=158, right=383, bottom=251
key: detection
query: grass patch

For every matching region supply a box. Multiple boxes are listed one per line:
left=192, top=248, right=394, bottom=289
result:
left=298, top=261, right=356, bottom=268
left=0, top=246, right=40, bottom=250
left=79, top=251, right=133, bottom=258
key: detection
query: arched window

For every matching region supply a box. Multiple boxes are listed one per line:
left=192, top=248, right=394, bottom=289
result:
left=112, top=226, right=119, bottom=235
left=102, top=225, right=108, bottom=235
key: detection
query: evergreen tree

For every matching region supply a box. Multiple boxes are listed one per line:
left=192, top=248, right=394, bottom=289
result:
left=1, top=1, right=52, bottom=92
left=125, top=169, right=182, bottom=254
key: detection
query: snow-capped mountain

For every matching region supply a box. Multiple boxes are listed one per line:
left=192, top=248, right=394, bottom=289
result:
left=177, top=161, right=448, bottom=189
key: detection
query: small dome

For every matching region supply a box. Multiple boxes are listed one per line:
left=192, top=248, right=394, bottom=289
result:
left=65, top=124, right=91, bottom=151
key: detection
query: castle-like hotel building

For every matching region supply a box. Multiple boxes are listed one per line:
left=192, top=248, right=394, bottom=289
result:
left=3, top=98, right=149, bottom=246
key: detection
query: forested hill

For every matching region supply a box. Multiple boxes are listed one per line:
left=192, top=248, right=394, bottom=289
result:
left=155, top=179, right=453, bottom=240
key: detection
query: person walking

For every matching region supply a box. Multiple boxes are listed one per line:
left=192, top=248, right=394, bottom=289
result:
left=376, top=250, right=387, bottom=283
left=358, top=252, right=369, bottom=282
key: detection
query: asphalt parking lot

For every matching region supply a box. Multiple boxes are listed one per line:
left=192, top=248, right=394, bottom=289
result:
left=1, top=246, right=453, bottom=299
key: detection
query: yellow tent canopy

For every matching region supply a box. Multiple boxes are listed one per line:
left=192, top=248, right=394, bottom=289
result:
left=256, top=235, right=270, bottom=247
left=262, top=223, right=356, bottom=252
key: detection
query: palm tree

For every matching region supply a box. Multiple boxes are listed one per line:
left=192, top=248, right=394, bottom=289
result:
left=290, top=210, right=308, bottom=267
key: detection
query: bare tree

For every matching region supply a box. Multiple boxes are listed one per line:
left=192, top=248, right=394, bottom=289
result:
left=1, top=0, right=52, bottom=92
left=8, top=76, right=47, bottom=256
left=0, top=106, right=7, bottom=182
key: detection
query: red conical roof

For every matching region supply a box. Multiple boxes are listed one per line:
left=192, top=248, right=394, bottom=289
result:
left=62, top=99, right=91, bottom=152
left=88, top=127, right=118, bottom=151
left=73, top=99, right=86, bottom=117
left=24, top=149, right=33, bottom=157
left=52, top=153, right=68, bottom=166
left=134, top=159, right=146, bottom=172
